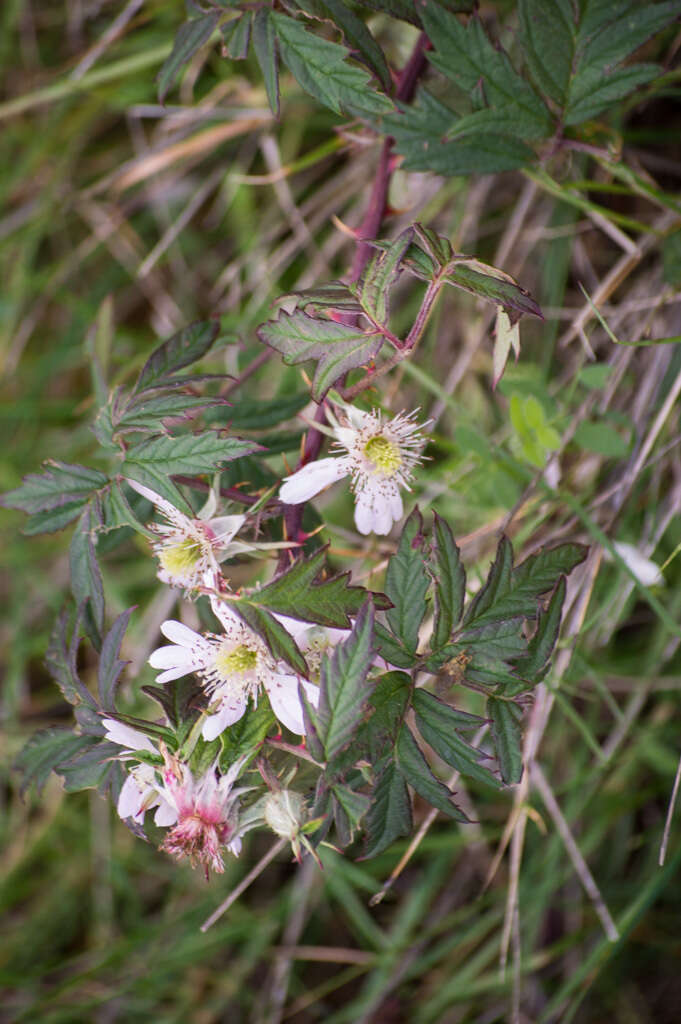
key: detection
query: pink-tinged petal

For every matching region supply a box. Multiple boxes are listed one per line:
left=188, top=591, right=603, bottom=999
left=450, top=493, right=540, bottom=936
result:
left=102, top=718, right=156, bottom=754
left=117, top=775, right=145, bottom=822
left=154, top=799, right=178, bottom=827
left=148, top=645, right=196, bottom=670
left=279, top=457, right=349, bottom=504
left=160, top=620, right=203, bottom=647
left=266, top=674, right=318, bottom=735
left=202, top=698, right=247, bottom=740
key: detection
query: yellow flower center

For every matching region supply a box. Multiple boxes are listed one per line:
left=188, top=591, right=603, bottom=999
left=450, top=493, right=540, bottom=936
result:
left=363, top=435, right=402, bottom=473
left=215, top=643, right=258, bottom=676
left=158, top=537, right=204, bottom=576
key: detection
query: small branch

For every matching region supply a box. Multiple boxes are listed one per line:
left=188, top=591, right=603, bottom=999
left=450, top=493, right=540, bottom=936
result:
left=200, top=838, right=287, bottom=932
left=659, top=750, right=681, bottom=866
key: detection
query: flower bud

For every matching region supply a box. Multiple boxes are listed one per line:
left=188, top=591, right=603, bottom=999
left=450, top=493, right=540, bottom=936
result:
left=263, top=790, right=306, bottom=841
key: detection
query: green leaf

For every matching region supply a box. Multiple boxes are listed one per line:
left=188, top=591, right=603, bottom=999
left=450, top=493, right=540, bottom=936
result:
left=1, top=461, right=107, bottom=515
left=518, top=0, right=578, bottom=107
left=573, top=420, right=630, bottom=457
left=142, top=677, right=203, bottom=731
left=219, top=699, right=275, bottom=769
left=272, top=12, right=393, bottom=117
left=362, top=759, right=412, bottom=858
left=511, top=543, right=587, bottom=602
left=15, top=728, right=96, bottom=795
left=253, top=9, right=280, bottom=117
left=59, top=739, right=122, bottom=794
left=421, top=3, right=551, bottom=140
left=122, top=432, right=259, bottom=480
left=134, top=321, right=221, bottom=393
left=215, top=393, right=308, bottom=430
left=247, top=545, right=389, bottom=628
left=297, top=0, right=391, bottom=90
left=374, top=622, right=417, bottom=669
left=358, top=230, right=413, bottom=326
left=119, top=460, right=193, bottom=517
left=511, top=576, right=566, bottom=688
left=116, top=392, right=226, bottom=434
left=317, top=600, right=376, bottom=761
left=69, top=505, right=104, bottom=642
left=45, top=608, right=94, bottom=709
left=412, top=690, right=502, bottom=789
left=98, top=607, right=133, bottom=713
left=367, top=671, right=411, bottom=760
left=23, top=501, right=86, bottom=536
left=566, top=64, right=659, bottom=124
left=385, top=508, right=430, bottom=653
left=258, top=308, right=383, bottom=401
left=99, top=482, right=151, bottom=537
left=445, top=260, right=543, bottom=320
left=282, top=282, right=363, bottom=315
left=395, top=725, right=469, bottom=820
left=221, top=13, right=252, bottom=61
left=332, top=782, right=371, bottom=844
left=431, top=513, right=466, bottom=648
left=487, top=697, right=523, bottom=784
left=231, top=602, right=308, bottom=676
left=463, top=536, right=513, bottom=626
left=157, top=14, right=221, bottom=103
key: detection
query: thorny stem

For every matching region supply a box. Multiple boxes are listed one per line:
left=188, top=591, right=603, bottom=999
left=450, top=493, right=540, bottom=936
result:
left=277, top=33, right=431, bottom=565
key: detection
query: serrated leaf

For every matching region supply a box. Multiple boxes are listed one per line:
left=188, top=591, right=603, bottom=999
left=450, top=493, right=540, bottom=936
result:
left=412, top=690, right=502, bottom=789
left=69, top=505, right=104, bottom=642
left=272, top=12, right=393, bottom=117
left=248, top=545, right=389, bottom=627
left=97, top=607, right=133, bottom=713
left=258, top=308, right=383, bottom=401
left=59, top=739, right=123, bottom=794
left=374, top=622, right=417, bottom=669
left=421, top=3, right=551, bottom=140
left=367, top=671, right=411, bottom=760
left=362, top=759, right=412, bottom=858
left=358, top=229, right=413, bottom=325
left=511, top=576, right=566, bottom=686
left=134, top=320, right=220, bottom=393
left=15, top=728, right=95, bottom=795
left=297, top=0, right=391, bottom=90
left=212, top=393, right=308, bottom=430
left=142, top=677, right=203, bottom=731
left=1, top=461, right=107, bottom=515
left=317, top=600, right=376, bottom=761
left=332, top=782, right=370, bottom=844
left=395, top=725, right=469, bottom=820
left=487, top=697, right=523, bottom=784
left=117, top=392, right=227, bottom=433
left=463, top=536, right=513, bottom=626
left=431, top=513, right=465, bottom=648
left=252, top=9, right=280, bottom=117
left=231, top=602, right=308, bottom=676
left=122, top=432, right=259, bottom=480
left=518, top=0, right=577, bottom=107
left=45, top=608, right=94, bottom=709
left=219, top=699, right=275, bottom=768
left=566, top=63, right=659, bottom=124
left=445, top=260, right=542, bottom=320
left=23, top=501, right=86, bottom=536
left=157, top=14, right=221, bottom=103
left=385, top=508, right=429, bottom=653
left=99, top=482, right=151, bottom=537
left=512, top=543, right=587, bottom=601
left=221, top=12, right=252, bottom=60
left=119, top=459, right=193, bottom=517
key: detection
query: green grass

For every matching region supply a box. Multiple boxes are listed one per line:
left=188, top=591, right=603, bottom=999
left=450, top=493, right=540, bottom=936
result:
left=3, top=2, right=681, bottom=1022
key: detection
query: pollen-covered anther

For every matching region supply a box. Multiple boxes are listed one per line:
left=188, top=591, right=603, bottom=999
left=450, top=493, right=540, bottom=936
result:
left=363, top=435, right=402, bottom=474
left=157, top=536, right=204, bottom=577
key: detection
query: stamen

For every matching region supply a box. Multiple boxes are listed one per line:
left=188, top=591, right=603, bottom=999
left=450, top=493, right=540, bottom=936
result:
left=363, top=435, right=402, bottom=474
left=214, top=643, right=258, bottom=676
left=158, top=537, right=204, bottom=576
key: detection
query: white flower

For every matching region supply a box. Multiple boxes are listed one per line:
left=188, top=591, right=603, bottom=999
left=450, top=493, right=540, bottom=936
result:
left=279, top=405, right=430, bottom=536
left=148, top=601, right=319, bottom=740
left=127, top=479, right=250, bottom=592
left=102, top=718, right=176, bottom=827
left=272, top=613, right=349, bottom=683
left=155, top=754, right=249, bottom=876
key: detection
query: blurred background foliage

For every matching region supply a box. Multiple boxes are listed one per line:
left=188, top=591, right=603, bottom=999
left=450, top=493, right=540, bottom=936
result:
left=3, top=1, right=681, bottom=1021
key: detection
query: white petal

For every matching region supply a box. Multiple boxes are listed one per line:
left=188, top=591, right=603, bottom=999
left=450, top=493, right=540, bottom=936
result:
left=228, top=836, right=242, bottom=857
left=153, top=662, right=198, bottom=684
left=160, top=620, right=203, bottom=648
left=279, top=457, right=349, bottom=504
left=103, top=718, right=156, bottom=754
left=117, top=774, right=145, bottom=822
left=198, top=488, right=218, bottom=520
left=202, top=698, right=248, bottom=740
left=266, top=674, right=318, bottom=735
left=209, top=598, right=243, bottom=633
left=125, top=478, right=183, bottom=522
left=210, top=514, right=246, bottom=546
left=612, top=542, right=664, bottom=587
left=154, top=799, right=178, bottom=827
left=388, top=486, right=403, bottom=524
left=353, top=488, right=375, bottom=535
left=148, top=645, right=197, bottom=671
